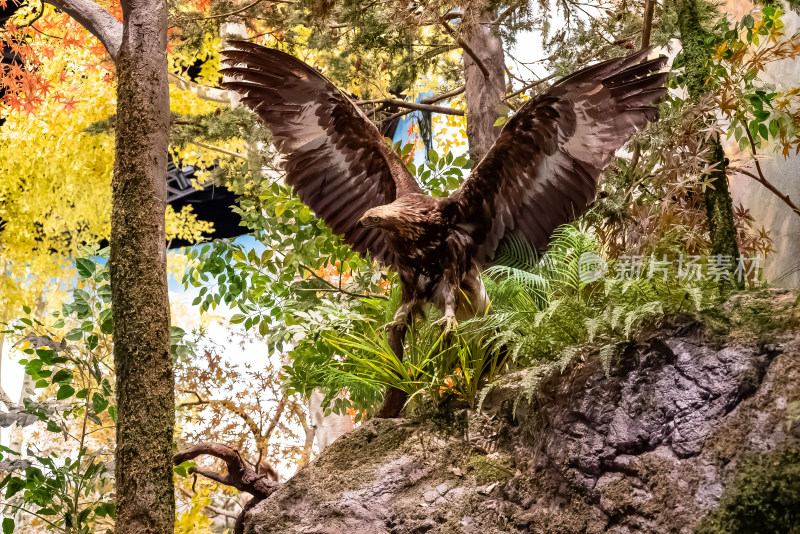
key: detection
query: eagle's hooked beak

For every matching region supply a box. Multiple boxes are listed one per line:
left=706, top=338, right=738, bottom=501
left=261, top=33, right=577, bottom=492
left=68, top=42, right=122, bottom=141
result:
left=360, top=214, right=378, bottom=228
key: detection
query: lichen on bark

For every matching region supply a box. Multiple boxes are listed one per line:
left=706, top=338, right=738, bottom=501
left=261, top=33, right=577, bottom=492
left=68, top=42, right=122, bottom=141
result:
left=677, top=0, right=743, bottom=288
left=111, top=1, right=174, bottom=532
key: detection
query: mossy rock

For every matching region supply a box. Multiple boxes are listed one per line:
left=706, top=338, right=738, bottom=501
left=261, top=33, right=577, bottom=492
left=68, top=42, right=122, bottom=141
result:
left=467, top=453, right=514, bottom=485
left=696, top=444, right=800, bottom=534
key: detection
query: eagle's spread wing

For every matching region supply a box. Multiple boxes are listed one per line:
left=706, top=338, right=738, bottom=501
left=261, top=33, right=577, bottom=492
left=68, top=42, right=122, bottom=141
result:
left=220, top=41, right=422, bottom=265
left=449, top=48, right=668, bottom=264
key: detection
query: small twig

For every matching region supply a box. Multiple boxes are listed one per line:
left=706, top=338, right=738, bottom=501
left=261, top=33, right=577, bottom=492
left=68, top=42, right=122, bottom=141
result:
left=299, top=264, right=389, bottom=300
left=440, top=19, right=490, bottom=80
left=181, top=0, right=295, bottom=24
left=503, top=74, right=554, bottom=101
left=189, top=140, right=248, bottom=161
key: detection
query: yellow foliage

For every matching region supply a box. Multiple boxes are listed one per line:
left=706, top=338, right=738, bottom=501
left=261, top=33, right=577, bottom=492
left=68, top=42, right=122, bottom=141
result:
left=174, top=483, right=217, bottom=534
left=166, top=204, right=214, bottom=245
left=0, top=6, right=218, bottom=320
left=0, top=34, right=115, bottom=319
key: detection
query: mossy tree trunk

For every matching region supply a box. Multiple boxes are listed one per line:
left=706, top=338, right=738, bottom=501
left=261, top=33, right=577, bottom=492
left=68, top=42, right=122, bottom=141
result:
left=677, top=0, right=742, bottom=288
left=111, top=0, right=174, bottom=532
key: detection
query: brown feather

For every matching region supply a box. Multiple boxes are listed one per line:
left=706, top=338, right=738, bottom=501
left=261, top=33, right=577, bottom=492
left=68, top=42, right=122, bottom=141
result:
left=220, top=41, right=423, bottom=266
left=450, top=48, right=668, bottom=264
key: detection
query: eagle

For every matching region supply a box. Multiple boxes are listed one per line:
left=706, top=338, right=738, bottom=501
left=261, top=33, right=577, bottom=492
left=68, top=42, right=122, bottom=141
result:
left=221, top=42, right=667, bottom=331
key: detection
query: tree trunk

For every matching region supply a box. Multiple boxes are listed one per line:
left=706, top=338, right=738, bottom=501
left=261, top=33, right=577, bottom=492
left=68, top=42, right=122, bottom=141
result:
left=677, top=0, right=742, bottom=287
left=461, top=7, right=506, bottom=162
left=111, top=1, right=174, bottom=532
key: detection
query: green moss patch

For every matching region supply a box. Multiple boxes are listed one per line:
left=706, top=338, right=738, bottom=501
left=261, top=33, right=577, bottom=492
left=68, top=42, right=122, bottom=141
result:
left=696, top=444, right=800, bottom=534
left=467, top=453, right=515, bottom=485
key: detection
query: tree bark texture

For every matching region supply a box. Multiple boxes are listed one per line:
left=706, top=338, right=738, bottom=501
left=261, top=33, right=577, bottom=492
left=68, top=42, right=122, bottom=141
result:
left=111, top=0, right=174, bottom=532
left=461, top=8, right=506, bottom=162
left=677, top=0, right=742, bottom=287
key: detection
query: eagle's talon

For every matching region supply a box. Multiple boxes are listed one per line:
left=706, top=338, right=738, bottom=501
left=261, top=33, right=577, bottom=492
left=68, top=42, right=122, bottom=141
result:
left=433, top=315, right=458, bottom=333
left=380, top=318, right=408, bottom=331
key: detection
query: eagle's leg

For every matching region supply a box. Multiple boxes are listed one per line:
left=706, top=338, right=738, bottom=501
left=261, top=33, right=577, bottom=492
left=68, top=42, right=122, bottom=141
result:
left=433, top=268, right=459, bottom=333
left=389, top=300, right=414, bottom=327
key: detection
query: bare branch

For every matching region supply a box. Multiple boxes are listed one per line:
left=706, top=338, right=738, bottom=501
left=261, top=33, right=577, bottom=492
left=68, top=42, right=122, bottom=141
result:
left=174, top=442, right=279, bottom=497
left=420, top=86, right=465, bottom=104
left=299, top=264, right=389, bottom=300
left=43, top=0, right=122, bottom=60
left=741, top=128, right=800, bottom=218
left=168, top=73, right=230, bottom=103
left=189, top=141, right=248, bottom=161
left=354, top=98, right=464, bottom=116
left=261, top=394, right=287, bottom=445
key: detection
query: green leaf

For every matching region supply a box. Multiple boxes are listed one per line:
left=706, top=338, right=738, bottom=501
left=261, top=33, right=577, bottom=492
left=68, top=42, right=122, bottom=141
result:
left=5, top=477, right=25, bottom=499
left=22, top=306, right=31, bottom=315
left=493, top=116, right=507, bottom=127
left=108, top=405, right=117, bottom=423
left=2, top=518, right=12, bottom=534
left=174, top=460, right=196, bottom=478
left=92, top=393, right=109, bottom=414
left=65, top=328, right=83, bottom=341
left=230, top=314, right=246, bottom=324
left=56, top=384, right=76, bottom=400
left=52, top=369, right=73, bottom=384
left=770, top=119, right=780, bottom=138
left=76, top=258, right=96, bottom=278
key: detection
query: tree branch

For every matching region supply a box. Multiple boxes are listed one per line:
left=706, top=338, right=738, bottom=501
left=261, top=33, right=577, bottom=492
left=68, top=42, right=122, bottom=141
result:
left=43, top=0, right=122, bottom=60
left=168, top=73, right=230, bottom=103
left=354, top=98, right=464, bottom=116
left=742, top=128, right=800, bottom=218
left=178, top=391, right=267, bottom=448
left=299, top=264, right=389, bottom=300
left=181, top=0, right=296, bottom=23
left=189, top=140, right=248, bottom=160
left=175, top=442, right=281, bottom=533
left=420, top=86, right=465, bottom=104
left=174, top=442, right=279, bottom=497
left=440, top=19, right=490, bottom=80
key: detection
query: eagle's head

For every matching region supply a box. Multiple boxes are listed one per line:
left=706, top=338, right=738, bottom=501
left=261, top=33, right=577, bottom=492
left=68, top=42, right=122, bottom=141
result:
left=359, top=196, right=439, bottom=239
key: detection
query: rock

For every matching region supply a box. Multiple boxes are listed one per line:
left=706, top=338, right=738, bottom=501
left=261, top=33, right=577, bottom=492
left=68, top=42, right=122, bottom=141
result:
left=244, top=295, right=800, bottom=534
